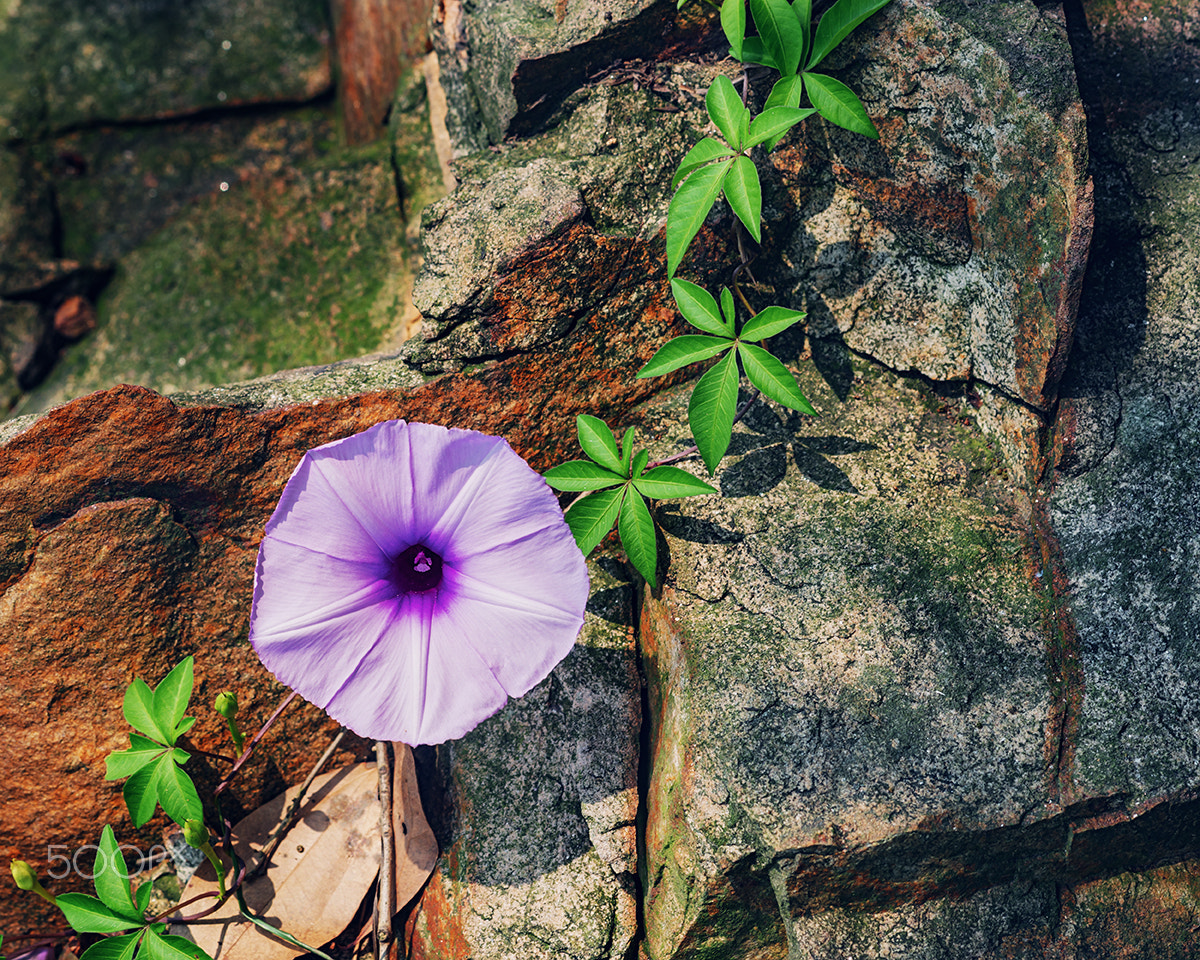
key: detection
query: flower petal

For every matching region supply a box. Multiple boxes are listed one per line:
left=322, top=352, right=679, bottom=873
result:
left=249, top=420, right=590, bottom=744
left=265, top=451, right=392, bottom=564
left=251, top=597, right=401, bottom=711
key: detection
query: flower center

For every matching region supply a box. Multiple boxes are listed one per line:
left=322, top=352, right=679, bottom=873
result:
left=390, top=544, right=444, bottom=593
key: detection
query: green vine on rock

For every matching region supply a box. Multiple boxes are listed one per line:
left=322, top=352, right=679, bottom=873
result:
left=545, top=0, right=893, bottom=585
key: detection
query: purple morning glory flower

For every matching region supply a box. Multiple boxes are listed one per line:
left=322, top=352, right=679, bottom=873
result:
left=248, top=420, right=589, bottom=745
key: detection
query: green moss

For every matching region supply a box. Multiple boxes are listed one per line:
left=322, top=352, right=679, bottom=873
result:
left=26, top=141, right=408, bottom=408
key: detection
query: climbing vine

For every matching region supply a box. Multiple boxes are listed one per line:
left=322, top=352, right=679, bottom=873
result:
left=545, top=0, right=893, bottom=585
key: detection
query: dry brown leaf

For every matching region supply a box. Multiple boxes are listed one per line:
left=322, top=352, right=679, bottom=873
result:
left=391, top=743, right=438, bottom=909
left=177, top=763, right=381, bottom=960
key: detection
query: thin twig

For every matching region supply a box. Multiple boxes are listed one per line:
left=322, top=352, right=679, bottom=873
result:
left=375, top=741, right=396, bottom=957
left=244, top=729, right=347, bottom=883
left=215, top=690, right=299, bottom=796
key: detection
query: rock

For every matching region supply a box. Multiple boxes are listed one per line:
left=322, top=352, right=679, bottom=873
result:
left=0, top=146, right=57, bottom=270
left=22, top=142, right=416, bottom=412
left=50, top=109, right=340, bottom=266
left=406, top=559, right=640, bottom=960
left=758, top=0, right=1092, bottom=413
left=0, top=300, right=42, bottom=410
left=429, top=0, right=711, bottom=155
left=635, top=365, right=1058, bottom=959
left=0, top=0, right=332, bottom=141
left=333, top=0, right=433, bottom=145
left=1048, top=0, right=1200, bottom=807
left=52, top=296, right=95, bottom=340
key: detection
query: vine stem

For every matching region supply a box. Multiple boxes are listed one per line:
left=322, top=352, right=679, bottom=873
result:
left=646, top=388, right=761, bottom=469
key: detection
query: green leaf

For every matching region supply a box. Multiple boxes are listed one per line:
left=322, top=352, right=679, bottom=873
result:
left=671, top=279, right=729, bottom=336
left=576, top=415, right=623, bottom=474
left=136, top=880, right=152, bottom=914
left=720, top=287, right=737, bottom=332
left=124, top=761, right=160, bottom=828
left=80, top=932, right=143, bottom=960
left=793, top=0, right=813, bottom=62
left=633, top=466, right=718, bottom=499
left=93, top=825, right=142, bottom=923
left=671, top=138, right=734, bottom=191
left=154, top=756, right=203, bottom=826
left=637, top=335, right=733, bottom=378
left=141, top=926, right=213, bottom=960
left=630, top=449, right=650, bottom=480
left=737, top=342, right=818, bottom=414
left=618, top=489, right=658, bottom=587
left=723, top=155, right=762, bottom=242
left=619, top=426, right=635, bottom=476
left=746, top=106, right=815, bottom=149
left=705, top=75, right=747, bottom=150
left=804, top=72, right=879, bottom=138
left=764, top=73, right=805, bottom=111
left=721, top=0, right=746, bottom=59
left=56, top=893, right=140, bottom=934
left=807, top=0, right=893, bottom=70
left=749, top=0, right=804, bottom=76
left=123, top=679, right=166, bottom=744
left=106, top=734, right=168, bottom=781
left=740, top=304, right=806, bottom=340
left=739, top=37, right=777, bottom=69
left=173, top=715, right=197, bottom=740
left=543, top=460, right=626, bottom=492
left=564, top=486, right=627, bottom=556
left=688, top=350, right=741, bottom=474
left=666, top=159, right=731, bottom=277
left=151, top=657, right=193, bottom=746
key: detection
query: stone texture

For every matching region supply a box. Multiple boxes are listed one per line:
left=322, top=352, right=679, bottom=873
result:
left=49, top=108, right=340, bottom=266
left=333, top=0, right=433, bottom=145
left=406, top=560, right=640, bottom=960
left=635, top=366, right=1056, bottom=960
left=1047, top=0, right=1200, bottom=808
left=429, top=0, right=711, bottom=154
left=759, top=0, right=1092, bottom=413
left=23, top=139, right=414, bottom=412
left=0, top=0, right=332, bottom=141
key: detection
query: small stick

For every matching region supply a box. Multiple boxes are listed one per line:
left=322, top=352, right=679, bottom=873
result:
left=245, top=729, right=347, bottom=883
left=375, top=741, right=396, bottom=957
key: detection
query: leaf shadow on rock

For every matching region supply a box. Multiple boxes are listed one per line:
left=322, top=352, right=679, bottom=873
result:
left=585, top=556, right=635, bottom=626
left=714, top=390, right=876, bottom=497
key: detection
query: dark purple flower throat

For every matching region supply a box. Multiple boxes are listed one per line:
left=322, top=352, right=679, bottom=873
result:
left=390, top=544, right=444, bottom=593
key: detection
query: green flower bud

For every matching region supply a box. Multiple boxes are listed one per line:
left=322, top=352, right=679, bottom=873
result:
left=182, top=819, right=210, bottom=849
left=214, top=691, right=238, bottom=719
left=10, top=859, right=36, bottom=890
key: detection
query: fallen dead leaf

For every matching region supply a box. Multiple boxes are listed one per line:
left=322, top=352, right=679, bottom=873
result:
left=176, top=764, right=382, bottom=960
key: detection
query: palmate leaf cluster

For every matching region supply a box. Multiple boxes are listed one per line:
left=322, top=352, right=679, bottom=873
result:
left=543, top=416, right=716, bottom=586
left=639, top=280, right=814, bottom=472
left=56, top=825, right=208, bottom=960
left=667, top=0, right=892, bottom=276
left=105, top=657, right=203, bottom=827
